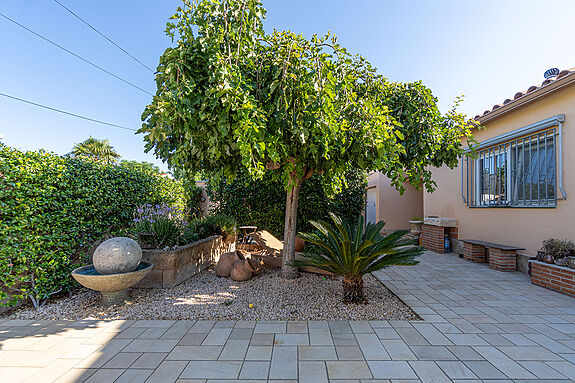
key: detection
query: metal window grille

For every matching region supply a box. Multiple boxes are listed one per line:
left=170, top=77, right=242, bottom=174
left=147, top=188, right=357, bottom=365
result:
left=464, top=128, right=557, bottom=207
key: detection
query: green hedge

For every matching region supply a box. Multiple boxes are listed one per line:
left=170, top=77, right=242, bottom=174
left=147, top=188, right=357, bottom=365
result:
left=0, top=144, right=189, bottom=308
left=206, top=170, right=367, bottom=238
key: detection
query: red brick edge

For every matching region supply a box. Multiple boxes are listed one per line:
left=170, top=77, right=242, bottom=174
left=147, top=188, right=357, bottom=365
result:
left=421, top=224, right=445, bottom=253
left=530, top=260, right=575, bottom=298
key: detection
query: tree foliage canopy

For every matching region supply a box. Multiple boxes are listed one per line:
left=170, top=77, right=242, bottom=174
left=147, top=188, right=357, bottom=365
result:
left=140, top=0, right=475, bottom=196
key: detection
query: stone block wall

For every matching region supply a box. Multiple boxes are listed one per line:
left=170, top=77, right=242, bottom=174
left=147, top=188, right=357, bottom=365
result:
left=530, top=260, right=575, bottom=298
left=138, top=235, right=235, bottom=288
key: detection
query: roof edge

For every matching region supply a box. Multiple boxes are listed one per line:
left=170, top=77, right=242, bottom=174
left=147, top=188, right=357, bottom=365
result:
left=476, top=70, right=575, bottom=124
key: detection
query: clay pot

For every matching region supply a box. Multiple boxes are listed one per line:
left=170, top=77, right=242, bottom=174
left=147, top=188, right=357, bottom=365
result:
left=294, top=236, right=305, bottom=252
left=247, top=257, right=263, bottom=276
left=216, top=252, right=240, bottom=277
left=230, top=259, right=254, bottom=281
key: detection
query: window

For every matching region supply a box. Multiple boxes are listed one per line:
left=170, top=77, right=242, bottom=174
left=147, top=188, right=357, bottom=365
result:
left=467, top=128, right=557, bottom=207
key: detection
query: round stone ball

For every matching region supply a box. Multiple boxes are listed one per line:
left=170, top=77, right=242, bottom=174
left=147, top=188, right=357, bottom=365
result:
left=93, top=237, right=142, bottom=275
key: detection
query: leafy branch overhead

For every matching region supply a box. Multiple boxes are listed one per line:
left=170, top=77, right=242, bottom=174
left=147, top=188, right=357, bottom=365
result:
left=140, top=0, right=476, bottom=196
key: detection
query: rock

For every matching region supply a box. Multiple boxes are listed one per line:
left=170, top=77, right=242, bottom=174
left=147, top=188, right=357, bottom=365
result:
left=93, top=237, right=142, bottom=275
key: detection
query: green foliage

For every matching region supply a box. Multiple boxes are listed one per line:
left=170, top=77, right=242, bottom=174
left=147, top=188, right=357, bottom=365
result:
left=0, top=145, right=190, bottom=308
left=292, top=213, right=422, bottom=276
left=540, top=239, right=575, bottom=259
left=206, top=170, right=367, bottom=238
left=190, top=214, right=237, bottom=241
left=71, top=137, right=121, bottom=165
left=133, top=203, right=191, bottom=248
left=140, top=0, right=475, bottom=195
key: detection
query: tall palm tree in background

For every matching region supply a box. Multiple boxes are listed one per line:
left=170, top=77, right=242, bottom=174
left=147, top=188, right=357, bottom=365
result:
left=71, top=137, right=121, bottom=164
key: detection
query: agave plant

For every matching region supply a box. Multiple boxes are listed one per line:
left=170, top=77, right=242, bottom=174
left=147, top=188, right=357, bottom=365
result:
left=291, top=213, right=422, bottom=303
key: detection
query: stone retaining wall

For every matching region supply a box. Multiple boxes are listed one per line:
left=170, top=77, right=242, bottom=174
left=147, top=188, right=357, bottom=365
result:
left=530, top=260, right=575, bottom=297
left=137, top=235, right=235, bottom=288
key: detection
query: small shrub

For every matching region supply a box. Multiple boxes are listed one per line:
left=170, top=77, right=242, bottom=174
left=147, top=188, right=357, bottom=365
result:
left=133, top=203, right=191, bottom=248
left=540, top=239, right=575, bottom=259
left=291, top=213, right=422, bottom=303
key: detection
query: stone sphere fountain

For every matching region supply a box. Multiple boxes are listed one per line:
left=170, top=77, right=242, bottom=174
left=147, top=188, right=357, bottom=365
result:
left=72, top=237, right=153, bottom=307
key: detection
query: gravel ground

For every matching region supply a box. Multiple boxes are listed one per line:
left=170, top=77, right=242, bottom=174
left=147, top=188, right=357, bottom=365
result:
left=1, top=268, right=419, bottom=321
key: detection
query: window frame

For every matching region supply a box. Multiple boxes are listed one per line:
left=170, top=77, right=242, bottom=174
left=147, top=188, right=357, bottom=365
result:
left=461, top=114, right=565, bottom=208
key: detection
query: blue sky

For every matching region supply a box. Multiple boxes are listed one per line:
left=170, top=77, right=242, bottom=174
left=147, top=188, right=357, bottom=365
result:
left=2, top=0, right=575, bottom=171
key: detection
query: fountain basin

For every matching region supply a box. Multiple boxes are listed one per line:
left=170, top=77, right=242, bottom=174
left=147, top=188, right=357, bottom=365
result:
left=71, top=262, right=154, bottom=306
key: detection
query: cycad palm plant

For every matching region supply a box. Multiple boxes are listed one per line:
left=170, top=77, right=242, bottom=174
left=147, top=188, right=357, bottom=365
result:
left=291, top=213, right=422, bottom=303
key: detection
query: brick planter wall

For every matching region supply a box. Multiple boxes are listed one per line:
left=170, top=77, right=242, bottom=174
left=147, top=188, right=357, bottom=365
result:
left=489, top=248, right=517, bottom=271
left=530, top=260, right=575, bottom=298
left=422, top=224, right=445, bottom=253
left=137, top=235, right=235, bottom=288
left=463, top=242, right=486, bottom=263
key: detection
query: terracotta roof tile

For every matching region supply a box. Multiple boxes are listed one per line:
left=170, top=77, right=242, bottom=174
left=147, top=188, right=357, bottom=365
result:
left=477, top=67, right=575, bottom=120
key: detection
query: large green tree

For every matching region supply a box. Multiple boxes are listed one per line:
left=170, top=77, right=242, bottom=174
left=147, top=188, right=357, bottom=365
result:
left=140, top=0, right=475, bottom=278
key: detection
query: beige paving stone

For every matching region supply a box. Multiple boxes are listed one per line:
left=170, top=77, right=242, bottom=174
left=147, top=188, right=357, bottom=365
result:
left=131, top=352, right=168, bottom=369
left=123, top=338, right=179, bottom=353
left=245, top=345, right=273, bottom=360
left=83, top=368, right=125, bottom=383
left=74, top=338, right=133, bottom=369
left=298, top=345, right=338, bottom=360
left=52, top=367, right=98, bottom=383
left=101, top=352, right=142, bottom=368
left=239, top=360, right=270, bottom=380
left=336, top=345, right=365, bottom=360
left=202, top=328, right=232, bottom=345
left=218, top=339, right=249, bottom=360
left=22, top=358, right=81, bottom=383
left=146, top=360, right=188, bottom=383
left=115, top=368, right=153, bottom=383
left=180, top=360, right=242, bottom=379
left=274, top=333, right=309, bottom=346
left=326, top=361, right=372, bottom=379
left=166, top=345, right=223, bottom=360
left=299, top=361, right=328, bottom=383
left=269, top=346, right=298, bottom=379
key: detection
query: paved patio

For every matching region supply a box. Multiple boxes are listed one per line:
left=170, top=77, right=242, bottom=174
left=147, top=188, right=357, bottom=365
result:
left=2, top=251, right=575, bottom=382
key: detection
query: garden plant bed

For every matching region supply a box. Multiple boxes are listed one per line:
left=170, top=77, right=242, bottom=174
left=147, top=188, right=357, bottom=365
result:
left=1, top=268, right=419, bottom=321
left=530, top=259, right=575, bottom=297
left=138, top=235, right=235, bottom=288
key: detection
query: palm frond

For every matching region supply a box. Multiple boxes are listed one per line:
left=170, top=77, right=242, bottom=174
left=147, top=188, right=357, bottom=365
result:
left=292, top=213, right=422, bottom=277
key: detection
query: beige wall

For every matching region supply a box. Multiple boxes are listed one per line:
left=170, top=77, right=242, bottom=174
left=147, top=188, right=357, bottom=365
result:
left=424, top=84, right=575, bottom=263
left=367, top=172, right=423, bottom=231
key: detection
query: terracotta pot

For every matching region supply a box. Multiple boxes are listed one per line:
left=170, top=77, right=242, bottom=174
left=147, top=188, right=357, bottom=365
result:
left=247, top=257, right=263, bottom=276
left=230, top=259, right=253, bottom=281
left=215, top=252, right=240, bottom=277
left=294, top=236, right=305, bottom=252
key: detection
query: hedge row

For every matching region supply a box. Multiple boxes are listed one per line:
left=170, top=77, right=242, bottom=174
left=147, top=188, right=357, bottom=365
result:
left=0, top=144, right=190, bottom=308
left=206, top=170, right=367, bottom=238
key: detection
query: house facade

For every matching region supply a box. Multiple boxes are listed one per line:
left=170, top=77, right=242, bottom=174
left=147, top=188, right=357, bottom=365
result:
left=366, top=172, right=423, bottom=232
left=423, top=67, right=575, bottom=271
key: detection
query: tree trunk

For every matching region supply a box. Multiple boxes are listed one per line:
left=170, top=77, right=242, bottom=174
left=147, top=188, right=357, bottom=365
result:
left=281, top=177, right=302, bottom=279
left=342, top=274, right=366, bottom=303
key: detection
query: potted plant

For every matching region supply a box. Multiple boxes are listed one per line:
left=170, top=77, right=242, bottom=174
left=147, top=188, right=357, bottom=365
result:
left=409, top=216, right=424, bottom=237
